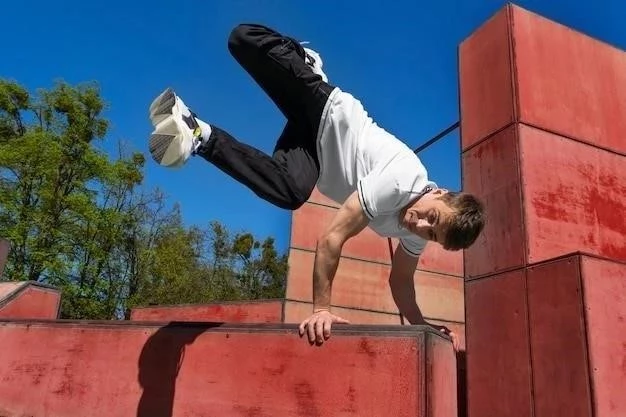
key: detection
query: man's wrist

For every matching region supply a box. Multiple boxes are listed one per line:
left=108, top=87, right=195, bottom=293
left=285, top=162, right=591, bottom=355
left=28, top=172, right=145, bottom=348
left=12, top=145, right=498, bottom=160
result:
left=313, top=306, right=330, bottom=313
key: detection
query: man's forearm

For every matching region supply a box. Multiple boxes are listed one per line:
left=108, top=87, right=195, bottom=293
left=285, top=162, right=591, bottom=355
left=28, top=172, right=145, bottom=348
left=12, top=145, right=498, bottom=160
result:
left=312, top=235, right=342, bottom=310
left=389, top=275, right=426, bottom=324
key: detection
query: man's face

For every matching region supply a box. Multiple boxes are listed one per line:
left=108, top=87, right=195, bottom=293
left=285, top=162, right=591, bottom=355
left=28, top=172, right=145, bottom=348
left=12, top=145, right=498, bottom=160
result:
left=399, top=189, right=455, bottom=245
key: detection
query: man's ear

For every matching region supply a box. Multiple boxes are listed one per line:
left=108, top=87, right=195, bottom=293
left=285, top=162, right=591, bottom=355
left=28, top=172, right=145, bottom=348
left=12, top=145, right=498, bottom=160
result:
left=433, top=188, right=448, bottom=195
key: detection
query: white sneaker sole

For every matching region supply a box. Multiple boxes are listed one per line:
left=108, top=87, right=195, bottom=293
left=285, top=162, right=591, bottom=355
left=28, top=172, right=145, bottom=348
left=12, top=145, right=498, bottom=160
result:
left=148, top=88, right=199, bottom=167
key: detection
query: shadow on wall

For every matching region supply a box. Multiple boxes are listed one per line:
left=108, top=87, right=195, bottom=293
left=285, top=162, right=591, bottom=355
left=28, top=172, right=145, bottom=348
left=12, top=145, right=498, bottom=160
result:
left=457, top=350, right=467, bottom=417
left=136, top=321, right=224, bottom=417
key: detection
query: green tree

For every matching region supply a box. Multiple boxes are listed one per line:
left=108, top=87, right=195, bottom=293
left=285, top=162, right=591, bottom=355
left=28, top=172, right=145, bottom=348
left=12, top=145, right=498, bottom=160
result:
left=232, top=232, right=287, bottom=299
left=129, top=220, right=288, bottom=309
left=0, top=79, right=147, bottom=318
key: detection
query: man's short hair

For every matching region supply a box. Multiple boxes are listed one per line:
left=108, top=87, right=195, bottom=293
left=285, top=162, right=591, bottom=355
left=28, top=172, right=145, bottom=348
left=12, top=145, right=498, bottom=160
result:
left=438, top=192, right=485, bottom=251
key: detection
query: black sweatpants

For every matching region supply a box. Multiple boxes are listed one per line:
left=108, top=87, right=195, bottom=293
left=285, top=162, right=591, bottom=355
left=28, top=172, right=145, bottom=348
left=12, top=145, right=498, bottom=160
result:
left=196, top=23, right=335, bottom=210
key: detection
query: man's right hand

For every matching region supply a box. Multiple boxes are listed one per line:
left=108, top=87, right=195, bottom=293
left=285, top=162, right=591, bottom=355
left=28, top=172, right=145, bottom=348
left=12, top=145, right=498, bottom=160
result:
left=298, top=309, right=350, bottom=346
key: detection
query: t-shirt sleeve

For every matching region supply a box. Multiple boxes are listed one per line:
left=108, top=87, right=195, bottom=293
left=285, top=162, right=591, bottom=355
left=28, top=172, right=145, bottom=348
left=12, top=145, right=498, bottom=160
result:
left=399, top=236, right=427, bottom=257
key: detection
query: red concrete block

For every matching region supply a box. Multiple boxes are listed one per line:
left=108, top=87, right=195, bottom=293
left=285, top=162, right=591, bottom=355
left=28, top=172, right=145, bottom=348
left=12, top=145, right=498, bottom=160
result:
left=467, top=254, right=626, bottom=417
left=427, top=330, right=458, bottom=417
left=465, top=271, right=532, bottom=417
left=286, top=249, right=465, bottom=322
left=0, top=320, right=457, bottom=417
left=463, top=121, right=626, bottom=278
left=520, top=125, right=626, bottom=263
left=290, top=202, right=393, bottom=263
left=462, top=125, right=526, bottom=278
left=526, top=256, right=592, bottom=417
left=416, top=242, right=463, bottom=277
left=460, top=4, right=626, bottom=155
left=0, top=282, right=22, bottom=299
left=0, top=282, right=60, bottom=319
left=458, top=5, right=515, bottom=150
left=460, top=4, right=626, bottom=417
left=512, top=6, right=626, bottom=155
left=409, top=271, right=465, bottom=323
left=579, top=256, right=626, bottom=416
left=286, top=249, right=397, bottom=313
left=283, top=300, right=402, bottom=325
left=131, top=300, right=283, bottom=323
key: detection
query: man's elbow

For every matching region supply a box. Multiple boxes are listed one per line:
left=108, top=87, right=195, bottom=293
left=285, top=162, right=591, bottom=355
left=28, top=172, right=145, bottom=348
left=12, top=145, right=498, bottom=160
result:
left=388, top=272, right=404, bottom=287
left=388, top=269, right=414, bottom=289
left=317, top=231, right=344, bottom=255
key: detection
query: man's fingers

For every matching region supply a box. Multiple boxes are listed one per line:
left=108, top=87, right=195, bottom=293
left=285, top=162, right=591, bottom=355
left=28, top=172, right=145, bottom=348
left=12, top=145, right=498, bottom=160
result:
left=323, top=320, right=332, bottom=339
left=298, top=319, right=308, bottom=336
left=298, top=312, right=352, bottom=346
left=307, top=318, right=317, bottom=343
left=314, top=319, right=325, bottom=344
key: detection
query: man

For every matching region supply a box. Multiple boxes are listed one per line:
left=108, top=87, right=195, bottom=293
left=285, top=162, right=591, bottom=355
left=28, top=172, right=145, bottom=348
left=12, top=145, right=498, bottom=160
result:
left=148, top=23, right=485, bottom=350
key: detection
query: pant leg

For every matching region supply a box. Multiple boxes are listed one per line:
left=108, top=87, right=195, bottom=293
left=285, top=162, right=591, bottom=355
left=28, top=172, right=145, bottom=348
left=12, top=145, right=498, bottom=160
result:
left=226, top=23, right=334, bottom=130
left=198, top=122, right=318, bottom=210
left=197, top=23, right=334, bottom=210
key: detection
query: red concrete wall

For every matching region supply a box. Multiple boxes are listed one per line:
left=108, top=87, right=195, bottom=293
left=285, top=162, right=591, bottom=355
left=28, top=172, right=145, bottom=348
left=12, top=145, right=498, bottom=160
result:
left=463, top=123, right=626, bottom=278
left=526, top=256, right=593, bottom=417
left=465, top=254, right=626, bottom=417
left=291, top=202, right=393, bottom=263
left=461, top=126, right=524, bottom=278
left=459, top=5, right=626, bottom=154
left=465, top=270, right=532, bottom=417
left=459, top=4, right=626, bottom=416
left=458, top=7, right=515, bottom=150
left=460, top=4, right=626, bottom=277
left=0, top=282, right=60, bottom=319
left=579, top=256, right=626, bottom=416
left=512, top=10, right=626, bottom=155
left=0, top=320, right=457, bottom=417
left=131, top=300, right=283, bottom=323
left=0, top=282, right=22, bottom=299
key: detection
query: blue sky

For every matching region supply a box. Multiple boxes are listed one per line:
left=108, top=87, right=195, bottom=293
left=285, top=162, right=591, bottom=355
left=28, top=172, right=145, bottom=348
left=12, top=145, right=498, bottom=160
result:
left=2, top=0, right=624, bottom=253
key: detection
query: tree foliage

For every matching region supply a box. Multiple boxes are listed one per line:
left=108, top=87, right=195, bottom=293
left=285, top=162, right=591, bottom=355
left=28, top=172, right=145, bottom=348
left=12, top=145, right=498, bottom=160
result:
left=0, top=79, right=287, bottom=319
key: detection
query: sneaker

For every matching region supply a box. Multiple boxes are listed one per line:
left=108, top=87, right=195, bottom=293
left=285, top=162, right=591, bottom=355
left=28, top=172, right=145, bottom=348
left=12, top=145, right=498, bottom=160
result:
left=302, top=46, right=328, bottom=82
left=148, top=88, right=205, bottom=168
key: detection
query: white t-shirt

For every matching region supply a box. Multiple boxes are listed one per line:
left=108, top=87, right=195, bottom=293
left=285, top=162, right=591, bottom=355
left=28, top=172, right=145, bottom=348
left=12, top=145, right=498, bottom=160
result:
left=315, top=88, right=436, bottom=257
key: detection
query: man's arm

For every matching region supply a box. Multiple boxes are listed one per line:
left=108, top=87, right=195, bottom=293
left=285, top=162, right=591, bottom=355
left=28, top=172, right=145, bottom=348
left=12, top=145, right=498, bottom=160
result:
left=389, top=244, right=422, bottom=323
left=389, top=244, right=461, bottom=351
left=313, top=191, right=370, bottom=310
left=298, top=191, right=370, bottom=345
